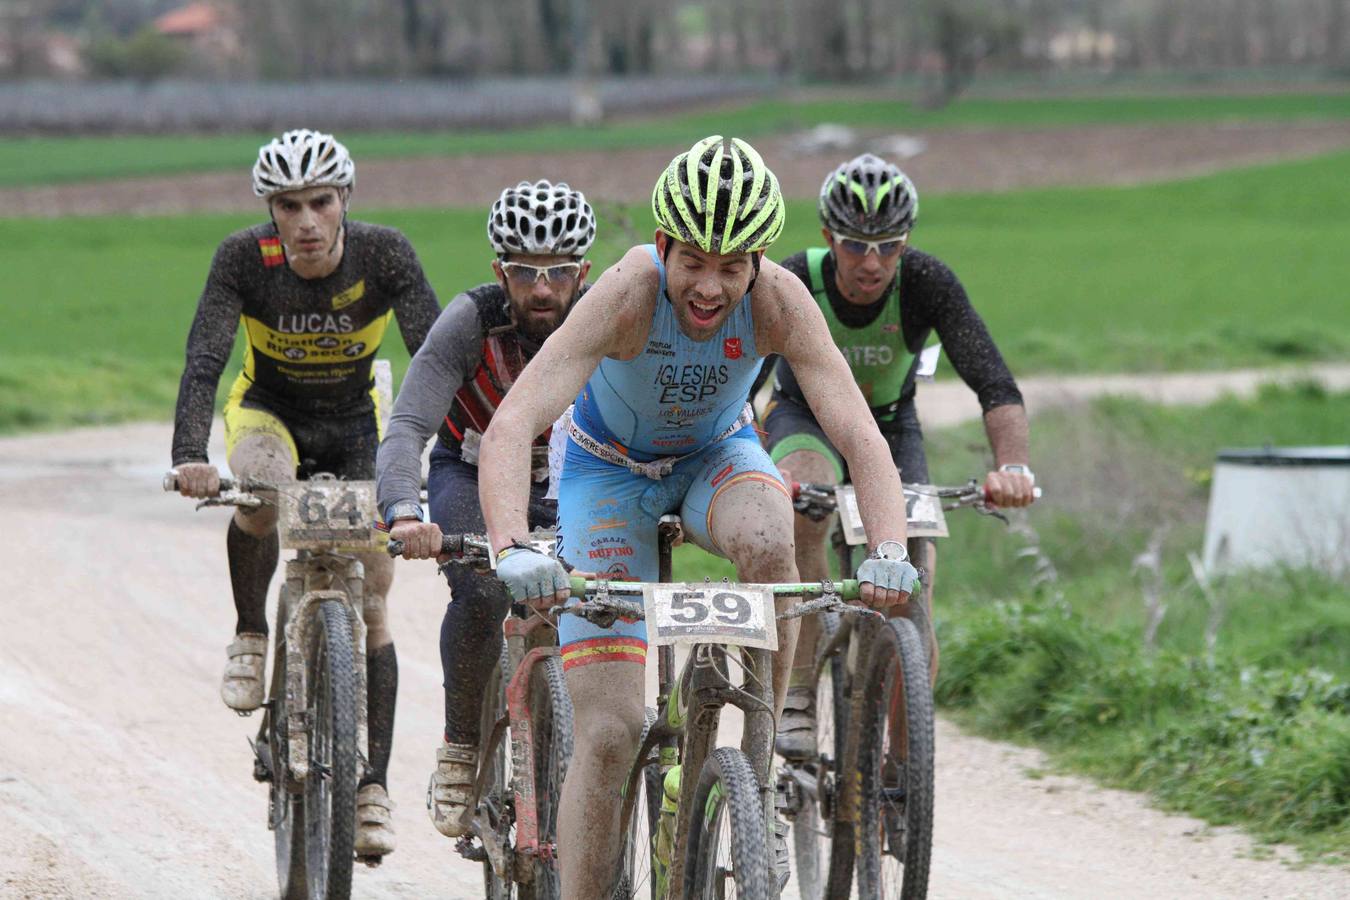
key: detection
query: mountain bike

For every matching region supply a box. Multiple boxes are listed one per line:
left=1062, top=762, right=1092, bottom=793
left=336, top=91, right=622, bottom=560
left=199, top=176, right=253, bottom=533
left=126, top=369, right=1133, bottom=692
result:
left=782, top=479, right=1039, bottom=899
left=400, top=522, right=877, bottom=899
left=386, top=529, right=572, bottom=899
left=166, top=472, right=380, bottom=900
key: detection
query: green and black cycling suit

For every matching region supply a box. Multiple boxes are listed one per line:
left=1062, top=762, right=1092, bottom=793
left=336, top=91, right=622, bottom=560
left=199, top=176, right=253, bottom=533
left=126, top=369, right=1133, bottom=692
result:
left=758, top=246, right=1023, bottom=483
left=171, top=221, right=440, bottom=474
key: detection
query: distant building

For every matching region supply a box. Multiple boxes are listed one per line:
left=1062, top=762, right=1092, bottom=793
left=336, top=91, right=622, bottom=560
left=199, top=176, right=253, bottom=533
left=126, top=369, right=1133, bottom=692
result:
left=153, top=2, right=244, bottom=75
left=0, top=25, right=85, bottom=78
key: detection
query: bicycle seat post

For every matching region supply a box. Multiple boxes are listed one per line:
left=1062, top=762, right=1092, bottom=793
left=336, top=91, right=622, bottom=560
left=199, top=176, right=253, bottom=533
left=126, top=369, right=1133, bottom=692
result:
left=655, top=515, right=682, bottom=709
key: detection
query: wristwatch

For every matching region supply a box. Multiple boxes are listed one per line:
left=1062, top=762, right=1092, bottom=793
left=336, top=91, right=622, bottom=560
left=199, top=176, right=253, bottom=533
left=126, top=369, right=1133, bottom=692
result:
left=998, top=464, right=1036, bottom=485
left=871, top=539, right=909, bottom=562
left=383, top=500, right=424, bottom=524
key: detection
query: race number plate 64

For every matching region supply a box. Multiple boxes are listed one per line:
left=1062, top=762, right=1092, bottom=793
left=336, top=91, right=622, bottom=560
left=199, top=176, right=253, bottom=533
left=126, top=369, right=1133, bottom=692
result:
left=645, top=583, right=777, bottom=650
left=278, top=480, right=378, bottom=550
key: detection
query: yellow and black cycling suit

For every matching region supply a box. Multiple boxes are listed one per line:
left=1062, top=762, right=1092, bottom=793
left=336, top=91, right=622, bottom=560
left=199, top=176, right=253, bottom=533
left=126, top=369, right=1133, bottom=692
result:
left=171, top=221, right=441, bottom=474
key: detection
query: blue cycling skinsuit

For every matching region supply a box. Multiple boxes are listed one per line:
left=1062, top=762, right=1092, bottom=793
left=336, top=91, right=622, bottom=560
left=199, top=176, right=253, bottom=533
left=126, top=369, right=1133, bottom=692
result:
left=555, top=245, right=789, bottom=671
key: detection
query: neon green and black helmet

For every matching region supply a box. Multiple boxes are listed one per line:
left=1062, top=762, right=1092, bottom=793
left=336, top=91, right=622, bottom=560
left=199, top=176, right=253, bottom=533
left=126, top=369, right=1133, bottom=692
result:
left=652, top=136, right=785, bottom=255
left=818, top=153, right=918, bottom=238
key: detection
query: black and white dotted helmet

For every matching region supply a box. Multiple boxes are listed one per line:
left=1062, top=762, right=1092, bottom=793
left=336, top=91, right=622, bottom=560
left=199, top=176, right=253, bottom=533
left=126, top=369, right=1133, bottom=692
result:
left=488, top=180, right=596, bottom=258
left=252, top=129, right=355, bottom=199
left=818, top=153, right=918, bottom=238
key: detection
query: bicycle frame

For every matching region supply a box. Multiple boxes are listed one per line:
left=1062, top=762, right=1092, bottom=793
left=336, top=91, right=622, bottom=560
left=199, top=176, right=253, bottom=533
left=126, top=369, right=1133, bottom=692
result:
left=614, top=516, right=780, bottom=898
left=470, top=609, right=562, bottom=883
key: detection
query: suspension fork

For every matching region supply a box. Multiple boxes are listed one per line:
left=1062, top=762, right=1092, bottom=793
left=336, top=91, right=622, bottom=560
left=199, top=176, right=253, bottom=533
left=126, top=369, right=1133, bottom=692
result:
left=502, top=612, right=561, bottom=874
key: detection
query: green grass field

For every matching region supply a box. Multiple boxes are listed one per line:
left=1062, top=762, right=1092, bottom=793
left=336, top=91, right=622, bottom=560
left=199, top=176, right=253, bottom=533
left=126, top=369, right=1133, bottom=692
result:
left=2, top=149, right=1345, bottom=433
left=5, top=91, right=1350, bottom=187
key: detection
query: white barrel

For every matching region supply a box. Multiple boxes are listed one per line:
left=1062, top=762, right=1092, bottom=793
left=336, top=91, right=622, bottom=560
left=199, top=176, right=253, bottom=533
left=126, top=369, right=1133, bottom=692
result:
left=1201, top=446, right=1350, bottom=576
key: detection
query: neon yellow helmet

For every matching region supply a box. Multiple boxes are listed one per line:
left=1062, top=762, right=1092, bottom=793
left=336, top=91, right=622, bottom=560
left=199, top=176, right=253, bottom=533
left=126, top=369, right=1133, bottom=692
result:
left=651, top=136, right=785, bottom=255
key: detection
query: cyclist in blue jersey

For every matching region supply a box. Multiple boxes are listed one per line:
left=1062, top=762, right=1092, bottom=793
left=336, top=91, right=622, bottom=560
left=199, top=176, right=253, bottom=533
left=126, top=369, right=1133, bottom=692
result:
left=476, top=136, right=920, bottom=895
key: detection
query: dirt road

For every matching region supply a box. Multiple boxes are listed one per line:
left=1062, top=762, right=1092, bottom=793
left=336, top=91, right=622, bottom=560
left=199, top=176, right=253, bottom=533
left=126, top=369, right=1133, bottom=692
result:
left=4, top=365, right=1350, bottom=898
left=4, top=119, right=1350, bottom=217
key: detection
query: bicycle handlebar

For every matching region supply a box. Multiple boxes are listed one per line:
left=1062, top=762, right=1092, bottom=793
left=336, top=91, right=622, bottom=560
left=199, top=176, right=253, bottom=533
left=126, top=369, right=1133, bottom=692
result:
left=791, top=478, right=1042, bottom=518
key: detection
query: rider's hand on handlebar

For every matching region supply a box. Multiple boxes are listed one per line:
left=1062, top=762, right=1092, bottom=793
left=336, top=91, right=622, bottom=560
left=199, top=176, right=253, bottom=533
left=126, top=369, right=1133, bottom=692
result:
left=983, top=469, right=1036, bottom=508
left=389, top=519, right=445, bottom=561
left=174, top=462, right=221, bottom=499
left=856, top=557, right=920, bottom=610
left=497, top=546, right=572, bottom=609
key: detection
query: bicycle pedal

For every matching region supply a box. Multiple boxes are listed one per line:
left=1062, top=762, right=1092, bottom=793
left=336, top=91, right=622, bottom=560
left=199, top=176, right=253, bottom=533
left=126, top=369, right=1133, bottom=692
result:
left=248, top=737, right=273, bottom=783
left=455, top=835, right=488, bottom=862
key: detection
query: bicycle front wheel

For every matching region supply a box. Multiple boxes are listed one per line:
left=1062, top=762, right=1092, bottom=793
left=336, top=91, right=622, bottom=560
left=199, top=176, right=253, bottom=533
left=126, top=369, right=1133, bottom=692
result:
left=856, top=616, right=934, bottom=899
left=682, top=747, right=773, bottom=900
left=481, top=642, right=512, bottom=900
left=304, top=599, right=359, bottom=900
left=519, top=654, right=574, bottom=899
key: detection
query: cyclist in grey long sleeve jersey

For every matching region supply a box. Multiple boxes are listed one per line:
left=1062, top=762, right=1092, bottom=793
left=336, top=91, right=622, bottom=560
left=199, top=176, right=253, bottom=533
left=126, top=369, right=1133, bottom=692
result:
left=375, top=180, right=595, bottom=839
left=758, top=154, right=1037, bottom=759
left=169, top=130, right=441, bottom=859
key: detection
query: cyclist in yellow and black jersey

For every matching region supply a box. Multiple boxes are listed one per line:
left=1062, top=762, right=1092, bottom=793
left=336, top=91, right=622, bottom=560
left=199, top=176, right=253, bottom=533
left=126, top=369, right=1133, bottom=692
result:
left=170, top=129, right=440, bottom=860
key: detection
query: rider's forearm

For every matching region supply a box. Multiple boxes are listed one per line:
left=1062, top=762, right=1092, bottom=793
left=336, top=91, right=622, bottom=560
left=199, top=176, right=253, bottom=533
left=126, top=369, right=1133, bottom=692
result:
left=983, top=403, right=1030, bottom=467
left=375, top=298, right=482, bottom=518
left=478, top=413, right=539, bottom=556
left=841, top=428, right=910, bottom=548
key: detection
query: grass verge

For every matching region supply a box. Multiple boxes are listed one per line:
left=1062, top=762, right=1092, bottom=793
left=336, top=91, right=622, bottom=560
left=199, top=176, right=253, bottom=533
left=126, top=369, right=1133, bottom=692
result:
left=671, top=383, right=1350, bottom=858
left=5, top=91, right=1350, bottom=187
left=925, top=384, right=1350, bottom=858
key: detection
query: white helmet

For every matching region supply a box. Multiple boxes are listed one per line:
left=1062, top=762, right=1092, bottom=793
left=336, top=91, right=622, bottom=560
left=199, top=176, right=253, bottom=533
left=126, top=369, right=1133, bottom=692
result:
left=488, top=180, right=596, bottom=257
left=252, top=129, right=355, bottom=199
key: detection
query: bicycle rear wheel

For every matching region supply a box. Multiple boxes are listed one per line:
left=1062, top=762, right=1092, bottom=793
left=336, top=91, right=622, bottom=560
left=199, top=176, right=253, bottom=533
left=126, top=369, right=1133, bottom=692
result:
left=856, top=617, right=934, bottom=899
left=269, top=588, right=308, bottom=900
left=304, top=600, right=359, bottom=900
left=614, top=709, right=660, bottom=900
left=519, top=654, right=573, bottom=899
left=791, top=611, right=844, bottom=900
left=682, top=747, right=773, bottom=900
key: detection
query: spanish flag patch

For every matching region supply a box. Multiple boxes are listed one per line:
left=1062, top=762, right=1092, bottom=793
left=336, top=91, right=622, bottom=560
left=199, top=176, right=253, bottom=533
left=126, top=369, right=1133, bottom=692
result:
left=258, top=237, right=285, bottom=268
left=561, top=636, right=646, bottom=671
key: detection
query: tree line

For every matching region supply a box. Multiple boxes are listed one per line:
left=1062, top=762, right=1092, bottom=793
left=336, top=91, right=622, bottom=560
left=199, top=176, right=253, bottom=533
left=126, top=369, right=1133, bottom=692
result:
left=5, top=0, right=1350, bottom=93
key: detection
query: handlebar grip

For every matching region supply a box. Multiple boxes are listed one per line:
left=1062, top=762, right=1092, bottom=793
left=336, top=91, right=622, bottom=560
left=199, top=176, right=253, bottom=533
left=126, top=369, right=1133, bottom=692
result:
left=163, top=471, right=236, bottom=493
left=839, top=579, right=861, bottom=600
left=387, top=533, right=468, bottom=558
left=981, top=485, right=1044, bottom=502
left=569, top=574, right=588, bottom=598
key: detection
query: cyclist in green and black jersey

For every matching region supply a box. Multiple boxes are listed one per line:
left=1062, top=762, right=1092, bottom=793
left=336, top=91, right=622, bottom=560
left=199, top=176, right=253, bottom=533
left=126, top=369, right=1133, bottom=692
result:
left=758, top=153, right=1036, bottom=759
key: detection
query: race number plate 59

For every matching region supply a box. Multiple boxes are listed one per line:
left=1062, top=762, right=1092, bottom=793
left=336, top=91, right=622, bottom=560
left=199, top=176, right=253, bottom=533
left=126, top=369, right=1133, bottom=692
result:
left=278, top=480, right=379, bottom=549
left=645, top=583, right=777, bottom=650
